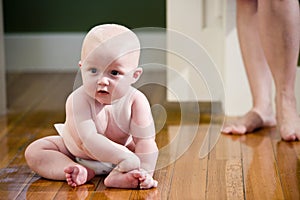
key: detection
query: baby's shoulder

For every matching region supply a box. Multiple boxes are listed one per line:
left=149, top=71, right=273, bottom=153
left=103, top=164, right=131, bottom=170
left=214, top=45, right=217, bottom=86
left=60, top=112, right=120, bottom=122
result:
left=65, top=86, right=93, bottom=109
left=68, top=86, right=92, bottom=100
left=129, top=87, right=149, bottom=103
left=127, top=87, right=151, bottom=112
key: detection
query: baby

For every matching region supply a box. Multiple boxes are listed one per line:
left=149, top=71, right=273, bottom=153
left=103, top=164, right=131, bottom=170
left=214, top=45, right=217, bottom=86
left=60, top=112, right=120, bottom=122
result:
left=25, top=24, right=158, bottom=189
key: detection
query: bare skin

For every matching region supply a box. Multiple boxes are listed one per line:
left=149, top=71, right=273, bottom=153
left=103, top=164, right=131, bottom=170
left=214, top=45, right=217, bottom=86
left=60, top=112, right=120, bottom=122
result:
left=64, top=165, right=156, bottom=189
left=104, top=169, right=158, bottom=189
left=222, top=0, right=300, bottom=141
left=25, top=88, right=158, bottom=189
left=64, top=165, right=95, bottom=187
left=25, top=24, right=158, bottom=189
left=222, top=110, right=275, bottom=134
left=24, top=135, right=155, bottom=188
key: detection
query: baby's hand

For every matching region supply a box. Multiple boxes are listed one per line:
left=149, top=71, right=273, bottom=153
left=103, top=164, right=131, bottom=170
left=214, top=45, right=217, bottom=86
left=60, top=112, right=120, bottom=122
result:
left=138, top=169, right=158, bottom=189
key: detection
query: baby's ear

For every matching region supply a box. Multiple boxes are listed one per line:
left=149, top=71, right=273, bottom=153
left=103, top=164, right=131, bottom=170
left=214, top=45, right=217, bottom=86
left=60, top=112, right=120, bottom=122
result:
left=132, top=67, right=143, bottom=83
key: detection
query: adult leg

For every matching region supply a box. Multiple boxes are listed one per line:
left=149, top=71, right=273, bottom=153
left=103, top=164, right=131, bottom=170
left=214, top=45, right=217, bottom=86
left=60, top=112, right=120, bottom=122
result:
left=25, top=136, right=95, bottom=186
left=258, top=0, right=300, bottom=140
left=222, top=0, right=276, bottom=134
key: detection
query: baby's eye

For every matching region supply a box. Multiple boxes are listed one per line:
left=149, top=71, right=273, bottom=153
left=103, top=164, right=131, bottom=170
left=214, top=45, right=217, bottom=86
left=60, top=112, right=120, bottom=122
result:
left=90, top=68, right=97, bottom=74
left=111, top=70, right=120, bottom=76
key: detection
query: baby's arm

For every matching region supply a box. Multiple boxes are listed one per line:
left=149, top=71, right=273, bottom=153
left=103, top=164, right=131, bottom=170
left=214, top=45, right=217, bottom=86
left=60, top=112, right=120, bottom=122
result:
left=130, top=92, right=158, bottom=176
left=132, top=136, right=158, bottom=189
left=133, top=136, right=158, bottom=176
left=65, top=87, right=140, bottom=172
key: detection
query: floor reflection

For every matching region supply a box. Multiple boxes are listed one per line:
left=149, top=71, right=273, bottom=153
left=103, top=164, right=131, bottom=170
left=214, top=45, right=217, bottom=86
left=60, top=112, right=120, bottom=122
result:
left=275, top=140, right=300, bottom=199
left=23, top=176, right=160, bottom=200
left=226, top=127, right=300, bottom=199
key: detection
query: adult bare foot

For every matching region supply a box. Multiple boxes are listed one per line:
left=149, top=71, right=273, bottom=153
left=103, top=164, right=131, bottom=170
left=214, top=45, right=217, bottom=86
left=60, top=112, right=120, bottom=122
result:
left=276, top=95, right=300, bottom=141
left=278, top=116, right=300, bottom=141
left=64, top=164, right=95, bottom=187
left=221, top=109, right=276, bottom=134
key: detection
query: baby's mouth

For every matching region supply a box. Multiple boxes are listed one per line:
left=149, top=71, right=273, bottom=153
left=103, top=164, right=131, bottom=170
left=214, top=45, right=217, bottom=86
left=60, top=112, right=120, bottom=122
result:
left=98, top=90, right=109, bottom=94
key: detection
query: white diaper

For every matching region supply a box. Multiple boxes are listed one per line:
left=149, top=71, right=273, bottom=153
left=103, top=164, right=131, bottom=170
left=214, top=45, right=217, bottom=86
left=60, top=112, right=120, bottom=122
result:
left=75, top=157, right=116, bottom=175
left=54, top=123, right=65, bottom=137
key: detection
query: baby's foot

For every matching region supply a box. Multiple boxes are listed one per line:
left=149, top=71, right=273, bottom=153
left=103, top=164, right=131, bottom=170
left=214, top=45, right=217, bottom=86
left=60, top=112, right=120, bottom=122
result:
left=64, top=164, right=95, bottom=187
left=138, top=170, right=158, bottom=189
left=104, top=169, right=142, bottom=189
left=221, top=110, right=276, bottom=134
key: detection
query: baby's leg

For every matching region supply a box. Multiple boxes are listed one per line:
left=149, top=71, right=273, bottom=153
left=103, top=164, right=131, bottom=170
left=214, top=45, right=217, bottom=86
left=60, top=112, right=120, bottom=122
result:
left=25, top=136, right=95, bottom=186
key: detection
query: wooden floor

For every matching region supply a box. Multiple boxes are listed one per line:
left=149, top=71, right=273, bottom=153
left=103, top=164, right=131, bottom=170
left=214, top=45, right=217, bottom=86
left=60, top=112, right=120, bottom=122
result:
left=0, top=72, right=300, bottom=200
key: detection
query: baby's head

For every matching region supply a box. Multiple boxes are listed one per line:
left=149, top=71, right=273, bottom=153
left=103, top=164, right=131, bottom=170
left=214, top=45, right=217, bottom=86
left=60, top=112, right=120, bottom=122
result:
left=80, top=24, right=140, bottom=69
left=80, top=24, right=143, bottom=104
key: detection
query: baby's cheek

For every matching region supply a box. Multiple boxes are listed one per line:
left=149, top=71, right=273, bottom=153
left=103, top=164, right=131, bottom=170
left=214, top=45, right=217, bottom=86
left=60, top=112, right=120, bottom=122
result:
left=83, top=85, right=96, bottom=99
left=113, top=83, right=130, bottom=96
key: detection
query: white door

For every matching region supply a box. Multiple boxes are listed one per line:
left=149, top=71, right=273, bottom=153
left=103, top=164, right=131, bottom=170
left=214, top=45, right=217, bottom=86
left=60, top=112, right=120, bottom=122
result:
left=166, top=0, right=252, bottom=116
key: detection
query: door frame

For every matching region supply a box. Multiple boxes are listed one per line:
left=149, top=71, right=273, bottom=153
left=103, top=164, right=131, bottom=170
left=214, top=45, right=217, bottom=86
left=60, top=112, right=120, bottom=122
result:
left=0, top=0, right=7, bottom=115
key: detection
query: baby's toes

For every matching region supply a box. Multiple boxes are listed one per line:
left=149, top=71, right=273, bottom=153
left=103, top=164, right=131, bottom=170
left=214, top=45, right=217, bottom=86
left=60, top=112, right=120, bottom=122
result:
left=140, top=176, right=158, bottom=189
left=153, top=180, right=158, bottom=187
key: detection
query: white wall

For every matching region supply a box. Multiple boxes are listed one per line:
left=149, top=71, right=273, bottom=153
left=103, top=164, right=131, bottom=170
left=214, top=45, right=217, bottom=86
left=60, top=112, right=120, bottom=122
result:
left=4, top=31, right=167, bottom=73
left=5, top=33, right=84, bottom=72
left=0, top=0, right=6, bottom=115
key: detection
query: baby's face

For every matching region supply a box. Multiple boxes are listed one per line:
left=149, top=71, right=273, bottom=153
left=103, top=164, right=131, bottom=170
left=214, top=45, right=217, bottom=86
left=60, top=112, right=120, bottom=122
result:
left=81, top=43, right=140, bottom=104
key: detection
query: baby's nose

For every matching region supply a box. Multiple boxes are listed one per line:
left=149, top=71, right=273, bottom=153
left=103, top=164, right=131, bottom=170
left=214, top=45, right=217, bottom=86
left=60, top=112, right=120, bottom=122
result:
left=97, top=75, right=109, bottom=85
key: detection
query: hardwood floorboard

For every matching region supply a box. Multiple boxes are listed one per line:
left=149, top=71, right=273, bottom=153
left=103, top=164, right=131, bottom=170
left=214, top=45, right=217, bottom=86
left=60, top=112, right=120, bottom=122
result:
left=271, top=129, right=300, bottom=200
left=0, top=72, right=300, bottom=199
left=241, top=129, right=285, bottom=199
left=168, top=125, right=209, bottom=200
left=206, top=133, right=244, bottom=200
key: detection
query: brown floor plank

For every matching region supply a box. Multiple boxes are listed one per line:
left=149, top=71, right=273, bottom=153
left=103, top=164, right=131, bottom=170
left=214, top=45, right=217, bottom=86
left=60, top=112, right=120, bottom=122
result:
left=206, top=128, right=244, bottom=200
left=242, top=129, right=285, bottom=199
left=153, top=125, right=179, bottom=199
left=168, top=124, right=209, bottom=200
left=270, top=128, right=300, bottom=200
left=53, top=181, right=96, bottom=200
left=89, top=176, right=134, bottom=200
left=19, top=178, right=64, bottom=200
left=0, top=73, right=74, bottom=200
left=130, top=188, right=160, bottom=200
